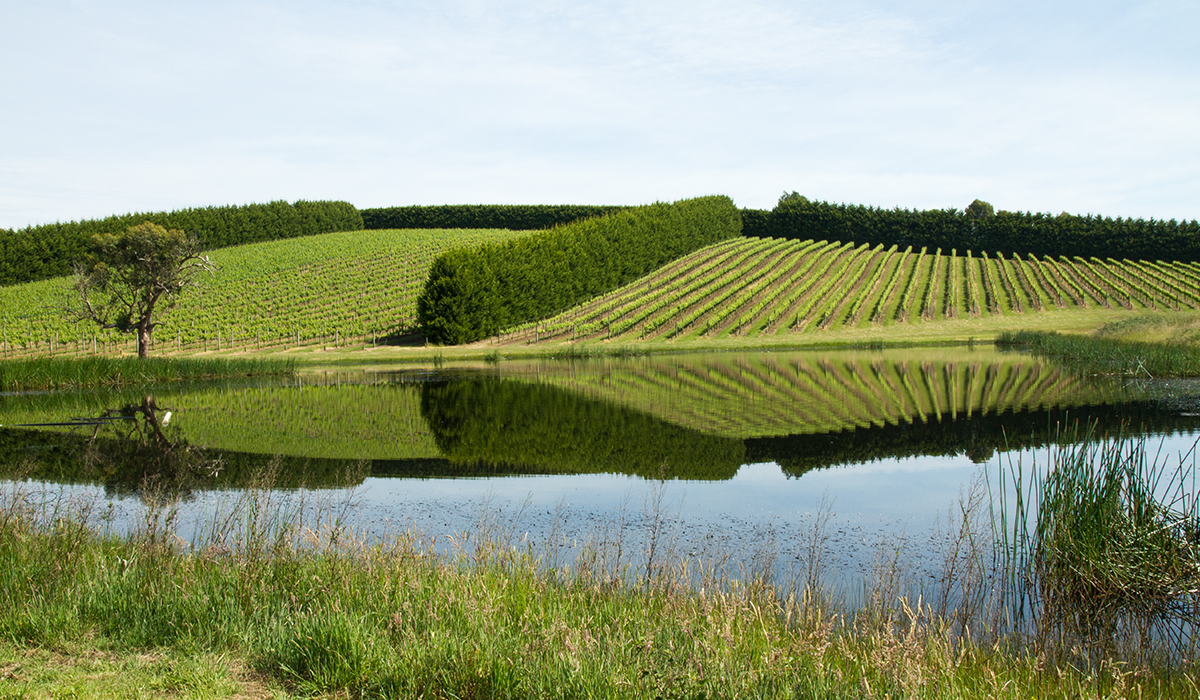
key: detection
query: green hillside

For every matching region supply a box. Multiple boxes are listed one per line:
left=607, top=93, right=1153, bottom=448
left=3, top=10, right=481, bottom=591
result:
left=502, top=237, right=1200, bottom=345
left=0, top=227, right=531, bottom=355
left=5, top=222, right=1200, bottom=357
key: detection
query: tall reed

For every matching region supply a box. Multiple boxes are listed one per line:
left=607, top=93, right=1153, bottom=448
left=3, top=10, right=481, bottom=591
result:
left=995, top=423, right=1200, bottom=666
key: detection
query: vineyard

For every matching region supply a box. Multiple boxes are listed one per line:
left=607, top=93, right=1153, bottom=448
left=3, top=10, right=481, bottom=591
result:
left=0, top=227, right=531, bottom=356
left=4, top=228, right=1200, bottom=356
left=500, top=237, right=1200, bottom=345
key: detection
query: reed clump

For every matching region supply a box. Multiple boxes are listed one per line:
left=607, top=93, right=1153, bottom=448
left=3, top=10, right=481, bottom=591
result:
left=0, top=355, right=294, bottom=392
left=996, top=424, right=1200, bottom=666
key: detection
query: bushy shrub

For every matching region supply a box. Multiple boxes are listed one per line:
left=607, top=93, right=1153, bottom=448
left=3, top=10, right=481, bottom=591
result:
left=417, top=196, right=742, bottom=345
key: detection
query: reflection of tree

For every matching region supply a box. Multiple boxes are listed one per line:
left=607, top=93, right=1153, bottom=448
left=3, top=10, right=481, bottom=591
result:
left=79, top=396, right=222, bottom=502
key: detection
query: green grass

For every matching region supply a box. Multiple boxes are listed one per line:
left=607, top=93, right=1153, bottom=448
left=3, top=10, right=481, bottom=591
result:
left=2, top=478, right=1198, bottom=699
left=0, top=356, right=294, bottom=392
left=996, top=329, right=1200, bottom=377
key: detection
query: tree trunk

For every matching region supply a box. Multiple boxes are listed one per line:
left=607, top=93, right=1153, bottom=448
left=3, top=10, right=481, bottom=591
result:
left=137, top=323, right=151, bottom=358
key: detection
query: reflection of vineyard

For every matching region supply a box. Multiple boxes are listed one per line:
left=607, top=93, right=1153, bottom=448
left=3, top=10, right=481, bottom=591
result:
left=2, top=353, right=1187, bottom=484
left=516, top=352, right=1136, bottom=438
left=0, top=378, right=442, bottom=461
left=503, top=237, right=1200, bottom=343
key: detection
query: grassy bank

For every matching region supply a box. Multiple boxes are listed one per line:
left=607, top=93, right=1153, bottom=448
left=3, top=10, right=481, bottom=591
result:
left=0, top=356, right=294, bottom=392
left=996, top=329, right=1200, bottom=377
left=1, top=469, right=1196, bottom=699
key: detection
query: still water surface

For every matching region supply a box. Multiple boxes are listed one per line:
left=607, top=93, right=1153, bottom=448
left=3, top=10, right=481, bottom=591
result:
left=3, top=347, right=1198, bottom=584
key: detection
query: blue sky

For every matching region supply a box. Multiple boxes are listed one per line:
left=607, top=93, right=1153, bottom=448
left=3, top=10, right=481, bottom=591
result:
left=3, top=0, right=1197, bottom=229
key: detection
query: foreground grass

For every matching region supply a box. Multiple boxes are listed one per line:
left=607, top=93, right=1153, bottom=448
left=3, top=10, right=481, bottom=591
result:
left=0, top=641, right=266, bottom=699
left=1, top=484, right=1196, bottom=699
left=0, top=356, right=295, bottom=392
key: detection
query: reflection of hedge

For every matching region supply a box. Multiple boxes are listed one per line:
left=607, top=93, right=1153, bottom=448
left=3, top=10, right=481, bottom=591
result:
left=417, top=196, right=743, bottom=344
left=0, top=200, right=363, bottom=286
left=754, top=404, right=1200, bottom=478
left=744, top=198, right=1200, bottom=262
left=361, top=205, right=628, bottom=231
left=421, top=377, right=745, bottom=480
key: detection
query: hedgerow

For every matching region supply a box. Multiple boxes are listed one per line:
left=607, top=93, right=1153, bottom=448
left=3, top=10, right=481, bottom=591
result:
left=417, top=196, right=743, bottom=345
left=360, top=204, right=628, bottom=231
left=745, top=196, right=1200, bottom=262
left=0, top=200, right=363, bottom=286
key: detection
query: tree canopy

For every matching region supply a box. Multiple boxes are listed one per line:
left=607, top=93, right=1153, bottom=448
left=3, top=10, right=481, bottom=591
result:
left=74, top=222, right=215, bottom=358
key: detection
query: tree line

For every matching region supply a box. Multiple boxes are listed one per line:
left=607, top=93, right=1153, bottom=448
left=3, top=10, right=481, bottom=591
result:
left=0, top=200, right=362, bottom=286
left=361, top=204, right=630, bottom=231
left=742, top=194, right=1200, bottom=263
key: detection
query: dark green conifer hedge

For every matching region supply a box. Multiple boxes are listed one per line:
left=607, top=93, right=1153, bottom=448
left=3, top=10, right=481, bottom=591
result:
left=0, top=200, right=363, bottom=286
left=744, top=197, right=1200, bottom=262
left=361, top=204, right=629, bottom=231
left=417, top=196, right=742, bottom=345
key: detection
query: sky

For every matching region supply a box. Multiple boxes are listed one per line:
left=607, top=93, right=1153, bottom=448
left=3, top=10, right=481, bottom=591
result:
left=2, top=0, right=1198, bottom=229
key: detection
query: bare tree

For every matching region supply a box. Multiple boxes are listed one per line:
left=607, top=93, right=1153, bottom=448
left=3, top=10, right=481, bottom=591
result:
left=74, top=221, right=215, bottom=358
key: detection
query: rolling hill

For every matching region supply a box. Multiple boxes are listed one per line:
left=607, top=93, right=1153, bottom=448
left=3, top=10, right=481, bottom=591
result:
left=3, top=227, right=1200, bottom=356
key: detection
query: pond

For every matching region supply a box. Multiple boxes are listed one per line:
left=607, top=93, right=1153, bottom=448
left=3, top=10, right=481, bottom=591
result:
left=3, top=346, right=1199, bottom=590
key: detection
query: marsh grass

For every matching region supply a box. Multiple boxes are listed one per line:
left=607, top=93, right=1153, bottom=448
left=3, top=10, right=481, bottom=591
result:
left=0, top=355, right=294, bottom=392
left=996, top=329, right=1200, bottom=377
left=995, top=423, right=1200, bottom=666
left=2, top=465, right=1198, bottom=698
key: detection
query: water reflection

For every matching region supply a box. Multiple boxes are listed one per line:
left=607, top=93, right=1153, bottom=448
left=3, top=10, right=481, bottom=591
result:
left=2, top=349, right=1199, bottom=489
left=1, top=396, right=220, bottom=501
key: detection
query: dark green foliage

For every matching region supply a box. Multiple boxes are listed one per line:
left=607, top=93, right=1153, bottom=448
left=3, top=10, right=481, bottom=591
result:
left=0, top=200, right=363, bottom=286
left=417, top=196, right=743, bottom=345
left=739, top=207, right=771, bottom=238
left=360, top=204, right=629, bottom=230
left=745, top=197, right=1200, bottom=262
left=966, top=199, right=995, bottom=220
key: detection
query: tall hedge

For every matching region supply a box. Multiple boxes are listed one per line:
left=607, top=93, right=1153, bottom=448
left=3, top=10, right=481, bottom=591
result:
left=361, top=204, right=629, bottom=231
left=417, top=196, right=743, bottom=345
left=746, top=198, right=1200, bottom=262
left=0, top=200, right=363, bottom=286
